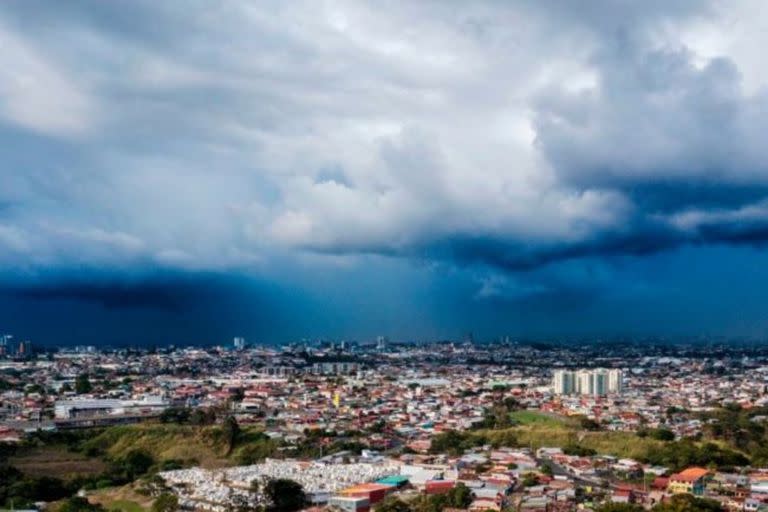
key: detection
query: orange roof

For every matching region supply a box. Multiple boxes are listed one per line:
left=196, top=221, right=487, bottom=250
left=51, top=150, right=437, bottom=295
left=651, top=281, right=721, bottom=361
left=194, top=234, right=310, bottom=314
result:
left=341, top=483, right=394, bottom=493
left=671, top=467, right=709, bottom=482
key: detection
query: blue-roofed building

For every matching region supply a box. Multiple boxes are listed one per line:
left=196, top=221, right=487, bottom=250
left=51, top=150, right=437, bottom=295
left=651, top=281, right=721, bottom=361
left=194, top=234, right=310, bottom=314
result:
left=376, top=475, right=410, bottom=488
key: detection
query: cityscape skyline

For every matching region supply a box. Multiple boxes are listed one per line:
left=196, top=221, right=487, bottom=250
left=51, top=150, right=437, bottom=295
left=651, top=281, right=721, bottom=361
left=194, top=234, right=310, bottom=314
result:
left=5, top=4, right=768, bottom=512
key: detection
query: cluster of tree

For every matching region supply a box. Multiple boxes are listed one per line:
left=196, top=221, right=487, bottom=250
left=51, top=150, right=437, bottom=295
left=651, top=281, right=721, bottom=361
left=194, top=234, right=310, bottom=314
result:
left=275, top=428, right=372, bottom=460
left=151, top=493, right=179, bottom=512
left=376, top=483, right=473, bottom=512
left=595, top=493, right=723, bottom=512
left=521, top=472, right=542, bottom=487
left=234, top=434, right=279, bottom=465
left=429, top=430, right=484, bottom=456
left=263, top=478, right=307, bottom=512
left=472, top=397, right=522, bottom=430
left=578, top=417, right=602, bottom=431
left=562, top=444, right=597, bottom=457
left=428, top=427, right=528, bottom=456
left=639, top=439, right=748, bottom=471
left=159, top=406, right=219, bottom=425
left=23, top=429, right=97, bottom=452
left=0, top=444, right=160, bottom=508
left=64, top=448, right=157, bottom=490
left=59, top=497, right=106, bottom=512
left=75, top=374, right=92, bottom=394
left=0, top=465, right=72, bottom=508
left=701, top=404, right=768, bottom=465
left=637, top=428, right=676, bottom=441
left=113, top=448, right=156, bottom=481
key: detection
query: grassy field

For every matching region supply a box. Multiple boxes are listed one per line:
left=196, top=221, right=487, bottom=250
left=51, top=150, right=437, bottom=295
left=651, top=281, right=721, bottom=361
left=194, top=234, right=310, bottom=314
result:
left=10, top=446, right=108, bottom=479
left=481, top=414, right=664, bottom=460
left=89, top=485, right=153, bottom=512
left=105, top=500, right=147, bottom=512
left=82, top=424, right=233, bottom=468
left=509, top=410, right=571, bottom=427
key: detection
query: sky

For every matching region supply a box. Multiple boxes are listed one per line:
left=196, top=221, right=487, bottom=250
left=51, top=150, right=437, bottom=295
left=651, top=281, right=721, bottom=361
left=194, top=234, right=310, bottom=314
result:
left=3, top=1, right=768, bottom=345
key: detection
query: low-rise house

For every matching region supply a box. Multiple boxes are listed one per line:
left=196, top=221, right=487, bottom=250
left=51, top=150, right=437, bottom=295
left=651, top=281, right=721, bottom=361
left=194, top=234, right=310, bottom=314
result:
left=668, top=467, right=710, bottom=496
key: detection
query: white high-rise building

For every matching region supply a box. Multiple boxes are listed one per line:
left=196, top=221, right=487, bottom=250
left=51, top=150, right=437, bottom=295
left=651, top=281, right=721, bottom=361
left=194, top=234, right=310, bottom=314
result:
left=577, top=370, right=594, bottom=395
left=607, top=369, right=623, bottom=394
left=552, top=370, right=576, bottom=395
left=552, top=368, right=623, bottom=396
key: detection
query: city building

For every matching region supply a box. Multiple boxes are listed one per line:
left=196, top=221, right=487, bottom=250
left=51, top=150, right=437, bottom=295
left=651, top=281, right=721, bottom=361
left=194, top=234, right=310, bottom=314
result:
left=552, top=370, right=575, bottom=395
left=668, top=467, right=710, bottom=495
left=551, top=369, right=623, bottom=396
left=54, top=396, right=169, bottom=419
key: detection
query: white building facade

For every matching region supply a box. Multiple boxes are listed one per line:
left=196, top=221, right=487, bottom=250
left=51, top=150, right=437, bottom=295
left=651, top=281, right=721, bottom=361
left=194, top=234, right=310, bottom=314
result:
left=552, top=369, right=623, bottom=396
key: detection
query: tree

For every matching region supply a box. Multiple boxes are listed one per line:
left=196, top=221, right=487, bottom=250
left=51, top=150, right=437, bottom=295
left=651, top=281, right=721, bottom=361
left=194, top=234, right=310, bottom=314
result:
left=26, top=383, right=45, bottom=395
left=411, top=495, right=445, bottom=512
left=429, top=430, right=473, bottom=456
left=139, top=475, right=169, bottom=497
left=445, top=483, right=473, bottom=509
left=222, top=415, right=241, bottom=455
left=595, top=504, right=644, bottom=512
left=264, top=479, right=306, bottom=512
left=120, top=449, right=155, bottom=479
left=579, top=417, right=601, bottom=431
left=649, top=428, right=675, bottom=441
left=563, top=444, right=597, bottom=457
left=160, top=407, right=191, bottom=424
left=369, top=420, right=386, bottom=433
left=376, top=496, right=412, bottom=512
left=151, top=493, right=179, bottom=512
left=59, top=497, right=105, bottom=512
left=522, top=473, right=540, bottom=487
left=236, top=438, right=278, bottom=465
left=75, top=374, right=92, bottom=394
left=190, top=408, right=216, bottom=425
left=651, top=494, right=723, bottom=512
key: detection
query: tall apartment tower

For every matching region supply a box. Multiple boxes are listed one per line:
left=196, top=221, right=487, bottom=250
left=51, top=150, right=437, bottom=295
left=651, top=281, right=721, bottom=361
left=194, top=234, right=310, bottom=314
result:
left=552, top=370, right=576, bottom=394
left=607, top=369, right=623, bottom=394
left=552, top=368, right=623, bottom=396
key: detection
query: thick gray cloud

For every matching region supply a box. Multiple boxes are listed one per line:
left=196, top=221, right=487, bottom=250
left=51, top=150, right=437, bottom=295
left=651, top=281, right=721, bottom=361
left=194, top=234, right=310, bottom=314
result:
left=1, top=0, right=768, bottom=281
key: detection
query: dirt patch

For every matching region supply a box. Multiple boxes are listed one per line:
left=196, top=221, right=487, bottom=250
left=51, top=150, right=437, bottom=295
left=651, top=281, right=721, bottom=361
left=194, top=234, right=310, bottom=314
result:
left=89, top=485, right=154, bottom=512
left=10, top=446, right=108, bottom=479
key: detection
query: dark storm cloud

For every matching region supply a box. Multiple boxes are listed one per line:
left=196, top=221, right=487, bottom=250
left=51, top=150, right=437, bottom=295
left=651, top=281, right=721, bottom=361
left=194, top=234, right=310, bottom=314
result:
left=3, top=1, right=768, bottom=342
left=7, top=279, right=186, bottom=310
left=0, top=271, right=238, bottom=310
